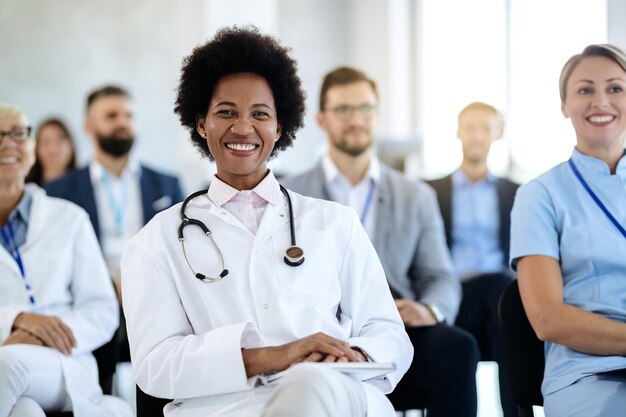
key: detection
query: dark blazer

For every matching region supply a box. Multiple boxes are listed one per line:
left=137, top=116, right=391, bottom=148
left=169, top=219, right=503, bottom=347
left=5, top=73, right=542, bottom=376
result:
left=427, top=174, right=519, bottom=267
left=282, top=161, right=461, bottom=322
left=46, top=164, right=184, bottom=240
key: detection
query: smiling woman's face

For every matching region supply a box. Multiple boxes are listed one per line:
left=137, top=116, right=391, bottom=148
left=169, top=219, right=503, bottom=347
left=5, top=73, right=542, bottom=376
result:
left=0, top=115, right=33, bottom=186
left=562, top=56, right=626, bottom=155
left=197, top=72, right=281, bottom=190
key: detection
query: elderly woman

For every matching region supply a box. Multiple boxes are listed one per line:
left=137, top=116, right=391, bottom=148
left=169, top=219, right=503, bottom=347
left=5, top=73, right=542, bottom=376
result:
left=121, top=27, right=412, bottom=417
left=25, top=118, right=77, bottom=186
left=0, top=104, right=130, bottom=416
left=511, top=44, right=626, bottom=416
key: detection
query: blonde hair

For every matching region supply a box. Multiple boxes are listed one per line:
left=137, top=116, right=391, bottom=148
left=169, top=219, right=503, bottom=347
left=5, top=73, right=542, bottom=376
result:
left=0, top=103, right=29, bottom=127
left=559, top=44, right=626, bottom=102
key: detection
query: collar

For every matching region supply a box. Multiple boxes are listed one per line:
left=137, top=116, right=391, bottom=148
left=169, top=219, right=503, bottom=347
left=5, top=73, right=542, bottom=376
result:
left=570, top=147, right=626, bottom=180
left=7, top=186, right=33, bottom=226
left=207, top=170, right=282, bottom=208
left=452, top=168, right=497, bottom=188
left=321, top=153, right=381, bottom=187
left=89, top=154, right=141, bottom=184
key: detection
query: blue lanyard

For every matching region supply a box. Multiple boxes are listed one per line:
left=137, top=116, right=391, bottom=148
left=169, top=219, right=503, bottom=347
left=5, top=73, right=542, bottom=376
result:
left=101, top=170, right=129, bottom=235
left=568, top=158, right=626, bottom=240
left=1, top=223, right=35, bottom=305
left=360, top=179, right=376, bottom=225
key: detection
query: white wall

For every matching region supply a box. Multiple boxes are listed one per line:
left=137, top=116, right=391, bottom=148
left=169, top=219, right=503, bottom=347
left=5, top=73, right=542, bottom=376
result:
left=2, top=1, right=626, bottom=191
left=0, top=0, right=192, bottom=178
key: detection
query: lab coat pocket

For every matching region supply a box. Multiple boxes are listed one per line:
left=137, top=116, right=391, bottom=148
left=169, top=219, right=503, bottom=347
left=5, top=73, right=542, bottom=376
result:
left=272, top=231, right=339, bottom=299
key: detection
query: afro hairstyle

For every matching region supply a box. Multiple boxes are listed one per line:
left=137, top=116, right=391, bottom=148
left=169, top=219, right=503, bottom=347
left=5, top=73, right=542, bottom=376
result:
left=174, top=26, right=306, bottom=160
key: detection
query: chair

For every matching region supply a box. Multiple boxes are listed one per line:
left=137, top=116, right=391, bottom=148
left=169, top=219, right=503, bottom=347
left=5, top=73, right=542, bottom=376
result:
left=136, top=385, right=171, bottom=417
left=386, top=384, right=427, bottom=416
left=498, top=280, right=545, bottom=417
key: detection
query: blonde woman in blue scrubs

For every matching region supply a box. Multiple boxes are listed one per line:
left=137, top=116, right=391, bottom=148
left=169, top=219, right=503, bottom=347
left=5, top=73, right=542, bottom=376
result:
left=510, top=44, right=626, bottom=416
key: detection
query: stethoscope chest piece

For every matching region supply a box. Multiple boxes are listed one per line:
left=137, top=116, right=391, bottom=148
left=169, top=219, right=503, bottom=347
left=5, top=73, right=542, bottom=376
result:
left=284, top=245, right=305, bottom=266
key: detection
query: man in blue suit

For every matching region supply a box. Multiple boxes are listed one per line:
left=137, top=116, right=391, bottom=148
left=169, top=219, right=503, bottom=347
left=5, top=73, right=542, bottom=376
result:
left=282, top=67, right=479, bottom=417
left=46, top=85, right=184, bottom=363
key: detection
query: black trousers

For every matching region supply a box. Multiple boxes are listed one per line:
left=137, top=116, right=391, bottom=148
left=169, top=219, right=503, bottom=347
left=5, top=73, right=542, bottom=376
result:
left=455, top=272, right=518, bottom=417
left=387, top=323, right=479, bottom=417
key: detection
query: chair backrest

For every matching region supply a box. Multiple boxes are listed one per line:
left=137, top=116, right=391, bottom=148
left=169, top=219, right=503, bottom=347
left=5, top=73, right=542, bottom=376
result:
left=136, top=385, right=171, bottom=417
left=498, top=280, right=544, bottom=416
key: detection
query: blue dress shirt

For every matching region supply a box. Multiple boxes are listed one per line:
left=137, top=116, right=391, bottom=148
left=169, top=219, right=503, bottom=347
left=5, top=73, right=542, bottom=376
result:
left=0, top=189, right=32, bottom=252
left=451, top=169, right=504, bottom=280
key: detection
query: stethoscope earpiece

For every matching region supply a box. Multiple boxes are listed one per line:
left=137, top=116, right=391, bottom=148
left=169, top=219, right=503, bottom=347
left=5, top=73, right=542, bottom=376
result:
left=284, top=245, right=305, bottom=267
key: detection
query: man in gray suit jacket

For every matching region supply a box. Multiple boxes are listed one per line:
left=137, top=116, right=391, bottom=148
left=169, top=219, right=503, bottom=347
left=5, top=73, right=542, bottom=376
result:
left=282, top=67, right=479, bottom=417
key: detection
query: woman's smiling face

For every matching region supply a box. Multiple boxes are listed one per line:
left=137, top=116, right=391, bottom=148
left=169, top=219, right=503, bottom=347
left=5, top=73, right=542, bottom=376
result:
left=562, top=56, right=626, bottom=154
left=197, top=72, right=281, bottom=190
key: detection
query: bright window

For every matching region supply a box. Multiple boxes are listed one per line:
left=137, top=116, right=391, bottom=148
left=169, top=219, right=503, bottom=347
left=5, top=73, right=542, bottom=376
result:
left=420, top=0, right=607, bottom=182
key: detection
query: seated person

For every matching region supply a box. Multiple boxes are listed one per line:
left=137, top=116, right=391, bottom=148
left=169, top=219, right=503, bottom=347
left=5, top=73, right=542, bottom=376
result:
left=0, top=104, right=130, bottom=417
left=428, top=102, right=519, bottom=417
left=121, top=27, right=412, bottom=417
left=283, top=66, right=479, bottom=417
left=511, top=44, right=626, bottom=417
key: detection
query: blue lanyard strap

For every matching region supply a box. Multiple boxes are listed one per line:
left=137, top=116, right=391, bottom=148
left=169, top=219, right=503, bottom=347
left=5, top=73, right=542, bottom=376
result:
left=568, top=158, right=626, bottom=240
left=360, top=179, right=376, bottom=225
left=101, top=170, right=129, bottom=235
left=1, top=223, right=35, bottom=305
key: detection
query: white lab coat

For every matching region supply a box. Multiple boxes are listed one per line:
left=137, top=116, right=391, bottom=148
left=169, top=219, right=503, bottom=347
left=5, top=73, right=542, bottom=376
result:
left=122, top=189, right=413, bottom=416
left=0, top=184, right=127, bottom=416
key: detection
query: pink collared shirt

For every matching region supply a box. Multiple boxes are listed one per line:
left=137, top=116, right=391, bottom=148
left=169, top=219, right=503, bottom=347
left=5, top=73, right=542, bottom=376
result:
left=207, top=171, right=282, bottom=235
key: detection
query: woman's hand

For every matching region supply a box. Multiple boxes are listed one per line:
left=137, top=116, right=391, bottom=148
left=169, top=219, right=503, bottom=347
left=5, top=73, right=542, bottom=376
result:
left=242, top=332, right=363, bottom=377
left=13, top=312, right=76, bottom=355
left=3, top=329, right=45, bottom=346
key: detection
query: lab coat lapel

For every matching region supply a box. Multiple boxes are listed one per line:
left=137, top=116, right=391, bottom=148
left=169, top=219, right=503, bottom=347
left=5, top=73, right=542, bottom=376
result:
left=0, top=245, right=20, bottom=277
left=20, top=185, right=46, bottom=252
left=253, top=197, right=290, bottom=251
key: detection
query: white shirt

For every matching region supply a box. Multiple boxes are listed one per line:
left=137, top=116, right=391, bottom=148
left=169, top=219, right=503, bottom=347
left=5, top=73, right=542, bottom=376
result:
left=321, top=154, right=380, bottom=239
left=90, top=157, right=143, bottom=278
left=121, top=172, right=412, bottom=416
left=207, top=172, right=281, bottom=235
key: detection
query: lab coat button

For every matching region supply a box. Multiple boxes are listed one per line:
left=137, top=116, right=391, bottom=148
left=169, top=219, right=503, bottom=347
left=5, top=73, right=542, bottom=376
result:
left=263, top=304, right=269, bottom=309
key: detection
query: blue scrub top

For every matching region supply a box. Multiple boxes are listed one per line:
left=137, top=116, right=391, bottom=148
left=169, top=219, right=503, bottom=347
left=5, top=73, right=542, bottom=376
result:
left=510, top=147, right=626, bottom=396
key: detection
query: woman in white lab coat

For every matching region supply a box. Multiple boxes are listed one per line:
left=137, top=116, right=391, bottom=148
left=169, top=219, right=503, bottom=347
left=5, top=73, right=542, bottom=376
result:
left=0, top=104, right=131, bottom=417
left=121, top=27, right=412, bottom=417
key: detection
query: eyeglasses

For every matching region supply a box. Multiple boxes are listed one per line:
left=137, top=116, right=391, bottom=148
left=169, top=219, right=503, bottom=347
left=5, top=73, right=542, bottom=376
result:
left=327, top=104, right=377, bottom=120
left=0, top=127, right=31, bottom=144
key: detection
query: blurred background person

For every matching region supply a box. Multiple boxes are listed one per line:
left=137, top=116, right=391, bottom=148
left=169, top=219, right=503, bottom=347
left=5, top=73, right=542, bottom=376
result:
left=428, top=102, right=519, bottom=417
left=283, top=66, right=478, bottom=417
left=0, top=103, right=130, bottom=417
left=45, top=85, right=185, bottom=406
left=511, top=44, right=626, bottom=417
left=26, top=118, right=77, bottom=186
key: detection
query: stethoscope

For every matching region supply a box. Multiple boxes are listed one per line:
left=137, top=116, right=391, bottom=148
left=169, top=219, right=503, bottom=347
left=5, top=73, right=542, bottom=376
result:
left=178, top=185, right=305, bottom=283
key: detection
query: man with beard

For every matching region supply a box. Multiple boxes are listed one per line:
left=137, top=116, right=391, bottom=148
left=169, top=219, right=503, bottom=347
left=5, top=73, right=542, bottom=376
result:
left=282, top=67, right=479, bottom=417
left=427, top=102, right=519, bottom=417
left=45, top=85, right=184, bottom=380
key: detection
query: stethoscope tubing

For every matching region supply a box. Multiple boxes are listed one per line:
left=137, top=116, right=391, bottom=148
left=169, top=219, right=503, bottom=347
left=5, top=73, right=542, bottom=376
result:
left=178, top=184, right=304, bottom=283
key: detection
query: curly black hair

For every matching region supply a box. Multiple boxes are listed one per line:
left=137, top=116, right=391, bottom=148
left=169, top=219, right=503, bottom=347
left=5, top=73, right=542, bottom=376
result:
left=174, top=26, right=306, bottom=160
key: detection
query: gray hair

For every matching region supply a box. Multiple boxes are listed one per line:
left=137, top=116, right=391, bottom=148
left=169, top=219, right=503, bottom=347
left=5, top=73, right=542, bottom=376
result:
left=0, top=103, right=29, bottom=126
